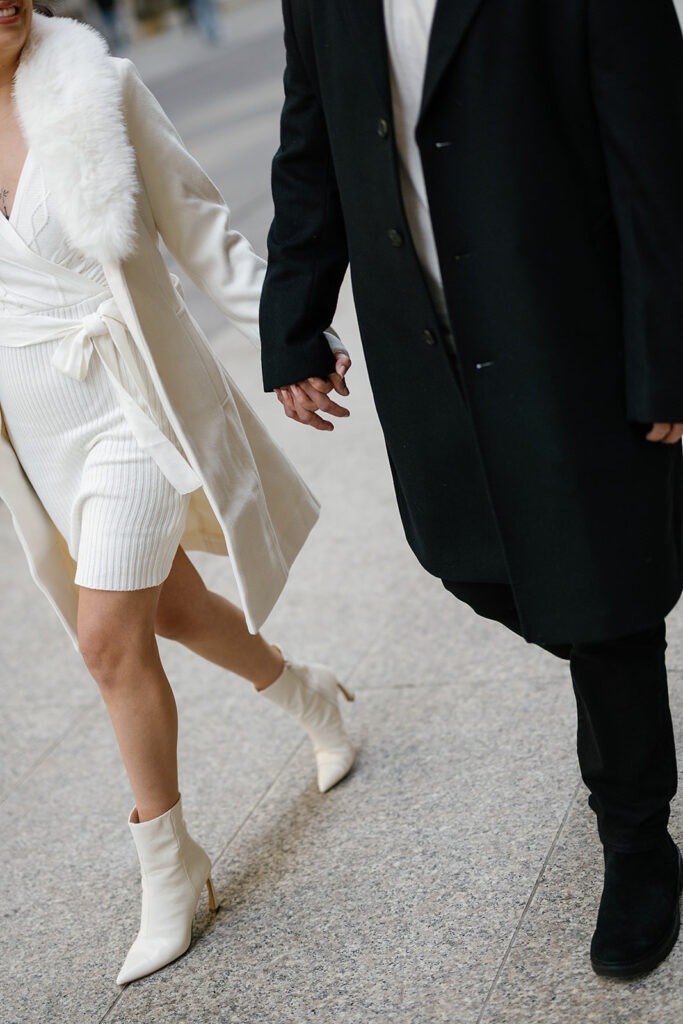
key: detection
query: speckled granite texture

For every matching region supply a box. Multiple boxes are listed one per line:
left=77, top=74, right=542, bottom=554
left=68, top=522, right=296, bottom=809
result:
left=1, top=3, right=682, bottom=1022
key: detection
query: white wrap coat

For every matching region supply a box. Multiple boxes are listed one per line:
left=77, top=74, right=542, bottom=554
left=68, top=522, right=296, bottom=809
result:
left=0, top=14, right=322, bottom=646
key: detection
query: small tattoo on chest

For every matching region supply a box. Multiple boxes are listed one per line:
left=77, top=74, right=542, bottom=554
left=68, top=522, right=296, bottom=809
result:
left=0, top=188, right=9, bottom=219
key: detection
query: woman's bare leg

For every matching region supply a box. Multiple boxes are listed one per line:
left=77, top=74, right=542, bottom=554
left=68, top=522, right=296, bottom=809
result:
left=154, top=549, right=355, bottom=796
left=78, top=585, right=179, bottom=823
left=154, top=548, right=284, bottom=690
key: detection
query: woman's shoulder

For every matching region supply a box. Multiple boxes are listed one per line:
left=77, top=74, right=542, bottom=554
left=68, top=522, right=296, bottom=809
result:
left=110, top=57, right=160, bottom=126
left=109, top=58, right=169, bottom=115
left=109, top=56, right=142, bottom=89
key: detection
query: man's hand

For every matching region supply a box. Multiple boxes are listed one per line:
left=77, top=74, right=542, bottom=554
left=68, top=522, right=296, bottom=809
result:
left=275, top=355, right=351, bottom=431
left=646, top=423, right=683, bottom=444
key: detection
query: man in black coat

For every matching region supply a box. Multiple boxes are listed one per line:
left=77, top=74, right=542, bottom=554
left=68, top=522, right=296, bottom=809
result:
left=260, top=0, right=683, bottom=977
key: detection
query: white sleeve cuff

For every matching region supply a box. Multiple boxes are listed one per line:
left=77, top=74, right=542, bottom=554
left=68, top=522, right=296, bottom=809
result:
left=324, top=328, right=349, bottom=358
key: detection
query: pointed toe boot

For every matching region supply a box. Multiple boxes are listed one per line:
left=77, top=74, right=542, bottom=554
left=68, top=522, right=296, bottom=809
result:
left=261, top=656, right=356, bottom=792
left=116, top=796, right=218, bottom=985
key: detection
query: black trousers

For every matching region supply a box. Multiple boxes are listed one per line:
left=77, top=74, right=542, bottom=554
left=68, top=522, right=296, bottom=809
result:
left=442, top=580, right=678, bottom=852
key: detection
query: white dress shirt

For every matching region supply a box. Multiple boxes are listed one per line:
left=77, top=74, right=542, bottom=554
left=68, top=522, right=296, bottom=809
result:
left=383, top=0, right=447, bottom=320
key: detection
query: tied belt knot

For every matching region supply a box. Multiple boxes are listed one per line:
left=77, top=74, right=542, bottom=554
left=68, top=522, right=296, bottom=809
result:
left=52, top=297, right=125, bottom=382
left=49, top=295, right=200, bottom=496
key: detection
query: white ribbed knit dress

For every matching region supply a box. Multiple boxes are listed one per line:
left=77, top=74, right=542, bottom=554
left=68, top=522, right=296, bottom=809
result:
left=0, top=151, right=191, bottom=591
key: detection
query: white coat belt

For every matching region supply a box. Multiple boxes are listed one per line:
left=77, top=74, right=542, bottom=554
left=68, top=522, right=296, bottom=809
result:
left=1, top=295, right=202, bottom=496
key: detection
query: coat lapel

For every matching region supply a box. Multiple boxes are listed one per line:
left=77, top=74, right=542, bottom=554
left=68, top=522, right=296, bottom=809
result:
left=341, top=0, right=392, bottom=110
left=13, top=13, right=138, bottom=264
left=419, top=0, right=489, bottom=122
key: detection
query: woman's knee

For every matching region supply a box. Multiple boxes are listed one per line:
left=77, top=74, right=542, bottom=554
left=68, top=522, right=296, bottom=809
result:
left=78, top=599, right=158, bottom=686
left=79, top=622, right=126, bottom=684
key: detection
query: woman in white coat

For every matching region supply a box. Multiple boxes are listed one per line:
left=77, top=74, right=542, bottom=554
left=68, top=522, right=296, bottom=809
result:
left=0, top=3, right=355, bottom=984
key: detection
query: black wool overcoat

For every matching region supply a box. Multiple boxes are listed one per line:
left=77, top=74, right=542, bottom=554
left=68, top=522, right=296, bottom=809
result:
left=260, top=0, right=683, bottom=645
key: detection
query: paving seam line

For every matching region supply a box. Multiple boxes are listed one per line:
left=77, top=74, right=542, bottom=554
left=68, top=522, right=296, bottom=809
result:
left=98, top=737, right=308, bottom=1016
left=474, top=776, right=584, bottom=1024
left=355, top=674, right=569, bottom=693
left=0, top=698, right=100, bottom=809
left=99, top=989, right=126, bottom=1024
left=211, top=735, right=308, bottom=868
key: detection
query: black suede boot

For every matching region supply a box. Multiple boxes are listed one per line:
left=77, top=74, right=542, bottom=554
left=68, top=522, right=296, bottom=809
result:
left=591, top=835, right=683, bottom=978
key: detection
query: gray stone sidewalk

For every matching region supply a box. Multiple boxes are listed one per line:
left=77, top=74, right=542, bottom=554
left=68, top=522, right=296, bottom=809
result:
left=1, top=3, right=682, bottom=1021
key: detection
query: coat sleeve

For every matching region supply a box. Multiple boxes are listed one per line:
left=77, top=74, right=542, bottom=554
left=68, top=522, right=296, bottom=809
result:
left=118, top=58, right=264, bottom=349
left=588, top=0, right=683, bottom=423
left=260, top=0, right=350, bottom=391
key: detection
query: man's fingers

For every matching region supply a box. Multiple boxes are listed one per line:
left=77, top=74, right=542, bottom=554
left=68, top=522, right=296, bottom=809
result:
left=274, top=378, right=348, bottom=432
left=335, top=354, right=352, bottom=378
left=298, top=380, right=349, bottom=416
left=306, top=367, right=351, bottom=398
left=306, top=376, right=334, bottom=395
left=647, top=423, right=673, bottom=442
left=333, top=355, right=352, bottom=395
left=279, top=387, right=298, bottom=419
left=329, top=371, right=350, bottom=397
left=646, top=422, right=683, bottom=444
left=294, top=406, right=334, bottom=430
left=664, top=424, right=683, bottom=445
left=292, top=383, right=325, bottom=414
left=290, top=385, right=334, bottom=430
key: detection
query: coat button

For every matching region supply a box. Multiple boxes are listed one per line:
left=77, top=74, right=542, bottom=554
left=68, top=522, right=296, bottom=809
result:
left=423, top=329, right=437, bottom=347
left=387, top=229, right=404, bottom=247
left=377, top=118, right=389, bottom=138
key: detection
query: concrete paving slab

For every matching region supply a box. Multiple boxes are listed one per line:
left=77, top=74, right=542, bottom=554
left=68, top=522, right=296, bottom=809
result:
left=0, top=699, right=95, bottom=795
left=478, top=791, right=683, bottom=1024
left=475, top=677, right=683, bottom=1024
left=107, top=684, right=580, bottom=1024
left=0, top=657, right=315, bottom=1024
left=1, top=705, right=130, bottom=1024
left=0, top=508, right=97, bottom=801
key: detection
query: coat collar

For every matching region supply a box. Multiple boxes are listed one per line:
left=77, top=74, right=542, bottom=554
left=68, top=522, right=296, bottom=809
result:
left=420, top=0, right=488, bottom=122
left=13, top=14, right=138, bottom=264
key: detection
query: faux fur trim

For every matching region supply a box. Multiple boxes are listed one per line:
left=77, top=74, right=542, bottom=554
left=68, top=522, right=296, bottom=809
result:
left=13, top=14, right=138, bottom=263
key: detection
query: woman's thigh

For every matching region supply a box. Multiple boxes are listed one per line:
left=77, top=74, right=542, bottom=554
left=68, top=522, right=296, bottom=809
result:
left=155, top=547, right=209, bottom=638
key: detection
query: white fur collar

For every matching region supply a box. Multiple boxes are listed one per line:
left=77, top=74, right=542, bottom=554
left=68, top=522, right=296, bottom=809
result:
left=13, top=14, right=138, bottom=263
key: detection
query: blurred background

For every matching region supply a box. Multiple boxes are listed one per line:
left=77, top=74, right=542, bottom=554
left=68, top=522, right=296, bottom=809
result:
left=55, top=0, right=683, bottom=57
left=54, top=0, right=255, bottom=49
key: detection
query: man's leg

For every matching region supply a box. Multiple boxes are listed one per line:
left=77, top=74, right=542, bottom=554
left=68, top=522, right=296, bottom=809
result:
left=443, top=580, right=681, bottom=975
left=571, top=623, right=677, bottom=851
left=444, top=580, right=677, bottom=844
left=571, top=624, right=681, bottom=977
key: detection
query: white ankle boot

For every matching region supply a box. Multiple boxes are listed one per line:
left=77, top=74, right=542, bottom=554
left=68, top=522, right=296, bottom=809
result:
left=116, top=796, right=217, bottom=986
left=261, top=655, right=356, bottom=793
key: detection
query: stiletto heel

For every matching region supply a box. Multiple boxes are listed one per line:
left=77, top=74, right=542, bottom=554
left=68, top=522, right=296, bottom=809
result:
left=206, top=877, right=218, bottom=913
left=337, top=682, right=355, bottom=702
